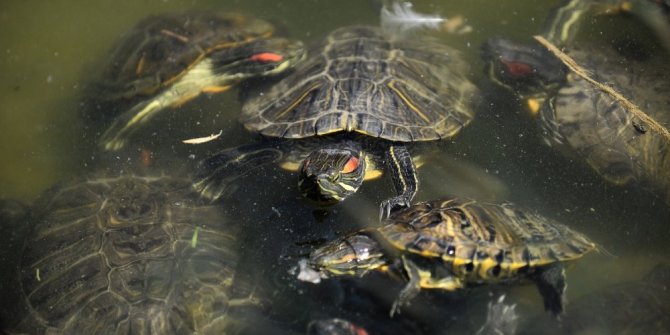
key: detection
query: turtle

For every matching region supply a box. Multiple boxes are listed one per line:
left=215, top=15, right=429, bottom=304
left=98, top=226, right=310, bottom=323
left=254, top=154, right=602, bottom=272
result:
left=88, top=11, right=306, bottom=151
left=194, top=26, right=479, bottom=217
left=297, top=197, right=598, bottom=316
left=0, top=175, right=261, bottom=334
left=542, top=0, right=670, bottom=51
left=481, top=36, right=670, bottom=206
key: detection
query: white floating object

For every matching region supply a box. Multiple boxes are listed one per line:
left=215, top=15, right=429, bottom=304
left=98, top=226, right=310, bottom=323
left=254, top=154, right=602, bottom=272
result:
left=381, top=1, right=445, bottom=35
left=182, top=130, right=223, bottom=144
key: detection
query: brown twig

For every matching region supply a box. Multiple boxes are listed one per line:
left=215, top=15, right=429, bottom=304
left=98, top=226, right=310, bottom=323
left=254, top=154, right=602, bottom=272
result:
left=533, top=35, right=670, bottom=142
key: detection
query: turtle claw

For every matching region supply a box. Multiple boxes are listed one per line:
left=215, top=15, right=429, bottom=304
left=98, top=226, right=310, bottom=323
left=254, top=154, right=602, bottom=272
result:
left=379, top=196, right=411, bottom=220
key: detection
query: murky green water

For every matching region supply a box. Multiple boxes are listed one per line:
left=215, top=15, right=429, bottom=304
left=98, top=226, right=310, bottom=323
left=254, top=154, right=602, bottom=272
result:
left=1, top=0, right=669, bottom=334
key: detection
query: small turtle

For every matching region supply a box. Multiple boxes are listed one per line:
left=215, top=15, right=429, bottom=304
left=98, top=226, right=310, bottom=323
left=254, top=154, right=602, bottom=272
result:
left=482, top=35, right=670, bottom=205
left=194, top=26, right=479, bottom=217
left=298, top=198, right=597, bottom=316
left=90, top=11, right=305, bottom=151
left=0, top=175, right=260, bottom=334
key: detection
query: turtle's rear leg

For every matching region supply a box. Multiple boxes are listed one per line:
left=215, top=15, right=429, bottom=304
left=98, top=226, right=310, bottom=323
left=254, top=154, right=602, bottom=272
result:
left=533, top=262, right=566, bottom=316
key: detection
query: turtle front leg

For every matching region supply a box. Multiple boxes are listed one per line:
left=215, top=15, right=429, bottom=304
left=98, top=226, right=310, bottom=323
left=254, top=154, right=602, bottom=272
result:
left=381, top=144, right=418, bottom=220
left=193, top=142, right=286, bottom=201
left=391, top=255, right=463, bottom=316
left=533, top=262, right=566, bottom=316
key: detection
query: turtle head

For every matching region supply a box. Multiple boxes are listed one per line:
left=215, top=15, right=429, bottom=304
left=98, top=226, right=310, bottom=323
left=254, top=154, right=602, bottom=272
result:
left=308, top=234, right=386, bottom=278
left=298, top=148, right=366, bottom=206
left=212, top=37, right=306, bottom=79
left=482, top=38, right=568, bottom=115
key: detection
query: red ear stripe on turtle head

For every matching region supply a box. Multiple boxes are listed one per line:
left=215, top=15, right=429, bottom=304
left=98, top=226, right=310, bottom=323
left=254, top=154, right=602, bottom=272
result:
left=500, top=58, right=534, bottom=77
left=249, top=52, right=284, bottom=63
left=341, top=156, right=360, bottom=174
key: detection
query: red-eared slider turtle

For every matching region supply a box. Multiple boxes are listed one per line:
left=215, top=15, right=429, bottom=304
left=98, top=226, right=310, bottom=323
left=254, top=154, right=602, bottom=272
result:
left=0, top=175, right=259, bottom=334
left=482, top=36, right=670, bottom=205
left=195, top=26, right=479, bottom=217
left=91, top=11, right=306, bottom=151
left=297, top=198, right=597, bottom=316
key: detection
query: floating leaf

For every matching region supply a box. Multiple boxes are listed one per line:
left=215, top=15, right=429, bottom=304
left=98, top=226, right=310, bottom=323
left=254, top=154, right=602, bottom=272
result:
left=182, top=130, right=223, bottom=144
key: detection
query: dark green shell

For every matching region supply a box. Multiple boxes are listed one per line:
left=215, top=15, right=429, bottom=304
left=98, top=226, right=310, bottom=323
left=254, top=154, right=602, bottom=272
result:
left=1, top=175, right=253, bottom=334
left=99, top=12, right=275, bottom=100
left=241, top=26, right=478, bottom=142
left=380, top=198, right=596, bottom=282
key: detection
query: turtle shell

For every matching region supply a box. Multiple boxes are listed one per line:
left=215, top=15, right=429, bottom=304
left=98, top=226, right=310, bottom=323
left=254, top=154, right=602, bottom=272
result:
left=1, top=175, right=253, bottom=334
left=98, top=12, right=275, bottom=101
left=378, top=198, right=596, bottom=281
left=241, top=26, right=479, bottom=142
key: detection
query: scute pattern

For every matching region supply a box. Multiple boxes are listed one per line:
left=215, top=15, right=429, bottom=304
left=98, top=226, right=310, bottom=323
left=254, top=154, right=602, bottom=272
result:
left=5, top=176, right=251, bottom=334
left=380, top=198, right=596, bottom=281
left=241, top=26, right=478, bottom=142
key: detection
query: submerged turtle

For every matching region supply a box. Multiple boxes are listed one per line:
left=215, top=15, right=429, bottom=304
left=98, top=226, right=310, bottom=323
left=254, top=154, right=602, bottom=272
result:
left=542, top=0, right=670, bottom=51
left=90, top=11, right=305, bottom=151
left=0, top=175, right=260, bottom=334
left=195, top=26, right=479, bottom=216
left=482, top=36, right=670, bottom=205
left=298, top=198, right=597, bottom=316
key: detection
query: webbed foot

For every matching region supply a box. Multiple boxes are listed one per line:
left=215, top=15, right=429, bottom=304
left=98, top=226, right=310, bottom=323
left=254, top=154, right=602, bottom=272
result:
left=534, top=262, right=566, bottom=316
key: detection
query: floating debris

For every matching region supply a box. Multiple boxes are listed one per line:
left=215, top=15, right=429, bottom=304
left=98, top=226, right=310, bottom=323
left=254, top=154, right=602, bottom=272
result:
left=182, top=130, right=223, bottom=144
left=380, top=1, right=471, bottom=35
left=381, top=2, right=445, bottom=34
left=294, top=259, right=322, bottom=284
left=271, top=206, right=281, bottom=217
left=191, top=227, right=200, bottom=248
left=36, top=268, right=41, bottom=282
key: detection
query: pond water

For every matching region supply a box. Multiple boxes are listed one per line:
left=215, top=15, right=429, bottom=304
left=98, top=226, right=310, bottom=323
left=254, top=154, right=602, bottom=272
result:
left=1, top=0, right=669, bottom=334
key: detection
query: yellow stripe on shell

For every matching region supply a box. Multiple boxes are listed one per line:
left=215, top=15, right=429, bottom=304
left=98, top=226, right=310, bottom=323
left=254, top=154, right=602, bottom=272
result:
left=387, top=79, right=432, bottom=124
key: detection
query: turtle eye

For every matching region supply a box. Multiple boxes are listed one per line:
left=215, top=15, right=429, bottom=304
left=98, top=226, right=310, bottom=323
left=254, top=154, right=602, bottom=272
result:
left=340, top=155, right=360, bottom=174
left=249, top=52, right=284, bottom=63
